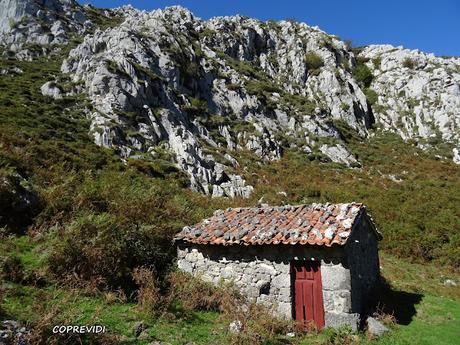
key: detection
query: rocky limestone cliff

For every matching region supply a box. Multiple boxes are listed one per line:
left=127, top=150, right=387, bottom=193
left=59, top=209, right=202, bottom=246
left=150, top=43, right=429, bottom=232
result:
left=359, top=45, right=460, bottom=155
left=0, top=0, right=91, bottom=58
left=1, top=1, right=459, bottom=197
left=59, top=5, right=373, bottom=197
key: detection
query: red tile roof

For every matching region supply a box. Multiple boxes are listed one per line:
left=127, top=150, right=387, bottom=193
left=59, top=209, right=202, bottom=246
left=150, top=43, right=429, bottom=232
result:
left=174, top=203, right=370, bottom=247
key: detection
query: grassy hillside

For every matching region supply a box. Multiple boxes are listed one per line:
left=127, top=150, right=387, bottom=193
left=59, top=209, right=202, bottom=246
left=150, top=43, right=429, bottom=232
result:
left=233, top=129, right=460, bottom=267
left=2, top=235, right=459, bottom=344
left=0, top=41, right=459, bottom=344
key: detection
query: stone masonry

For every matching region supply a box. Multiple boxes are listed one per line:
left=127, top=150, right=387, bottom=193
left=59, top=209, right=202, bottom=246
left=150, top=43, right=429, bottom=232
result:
left=177, top=244, right=361, bottom=330
left=175, top=203, right=381, bottom=330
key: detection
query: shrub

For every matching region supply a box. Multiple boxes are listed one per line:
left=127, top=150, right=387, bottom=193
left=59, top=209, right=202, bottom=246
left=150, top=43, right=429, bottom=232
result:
left=281, top=93, right=316, bottom=115
left=182, top=97, right=208, bottom=116
left=167, top=271, right=293, bottom=344
left=364, top=88, right=379, bottom=105
left=180, top=61, right=201, bottom=87
left=353, top=63, right=374, bottom=88
left=226, top=83, right=241, bottom=91
left=245, top=80, right=281, bottom=96
left=127, top=158, right=185, bottom=181
left=198, top=27, right=216, bottom=39
left=323, top=326, right=359, bottom=345
left=132, top=62, right=162, bottom=81
left=49, top=210, right=175, bottom=293
left=46, top=170, right=189, bottom=292
left=372, top=57, right=382, bottom=69
left=167, top=271, right=236, bottom=312
left=373, top=304, right=397, bottom=327
left=133, top=267, right=162, bottom=314
left=0, top=255, right=24, bottom=283
left=223, top=302, right=295, bottom=345
left=216, top=51, right=265, bottom=80
left=84, top=6, right=125, bottom=30
left=402, top=57, right=415, bottom=69
left=104, top=59, right=130, bottom=79
left=340, top=102, right=350, bottom=111
left=232, top=304, right=294, bottom=342
left=305, top=52, right=325, bottom=74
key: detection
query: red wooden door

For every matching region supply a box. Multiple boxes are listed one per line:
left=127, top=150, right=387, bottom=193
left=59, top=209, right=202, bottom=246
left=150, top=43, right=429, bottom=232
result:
left=291, top=260, right=325, bottom=329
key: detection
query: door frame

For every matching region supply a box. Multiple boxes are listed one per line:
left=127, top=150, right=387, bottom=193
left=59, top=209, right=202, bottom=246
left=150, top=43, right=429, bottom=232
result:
left=290, top=259, right=325, bottom=329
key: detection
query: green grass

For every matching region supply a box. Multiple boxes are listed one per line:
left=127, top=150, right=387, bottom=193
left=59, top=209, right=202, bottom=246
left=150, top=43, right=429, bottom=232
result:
left=2, top=247, right=459, bottom=344
left=0, top=27, right=459, bottom=345
left=146, top=312, right=227, bottom=345
left=1, top=283, right=226, bottom=344
left=370, top=295, right=460, bottom=345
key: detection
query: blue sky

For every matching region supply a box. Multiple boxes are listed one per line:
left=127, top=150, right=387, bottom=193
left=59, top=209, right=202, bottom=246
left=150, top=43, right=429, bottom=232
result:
left=82, top=0, right=460, bottom=56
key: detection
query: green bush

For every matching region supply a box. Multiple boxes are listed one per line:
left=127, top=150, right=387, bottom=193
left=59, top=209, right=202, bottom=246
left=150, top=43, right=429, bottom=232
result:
left=403, top=57, right=415, bottom=69
left=104, top=59, right=130, bottom=79
left=127, top=158, right=186, bottom=183
left=44, top=167, right=231, bottom=292
left=323, top=326, right=357, bottom=345
left=0, top=255, right=24, bottom=283
left=216, top=51, right=265, bottom=80
left=372, top=56, right=382, bottom=69
left=364, top=88, right=379, bottom=105
left=354, top=63, right=374, bottom=88
left=245, top=80, right=281, bottom=96
left=167, top=271, right=236, bottom=312
left=182, top=97, right=208, bottom=116
left=49, top=210, right=175, bottom=293
left=340, top=102, right=350, bottom=111
left=226, top=83, right=241, bottom=91
left=281, top=93, right=316, bottom=115
left=84, top=6, right=125, bottom=30
left=304, top=52, right=324, bottom=74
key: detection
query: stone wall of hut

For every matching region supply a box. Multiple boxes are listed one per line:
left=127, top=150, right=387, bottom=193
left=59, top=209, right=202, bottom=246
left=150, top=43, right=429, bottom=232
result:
left=176, top=243, right=363, bottom=330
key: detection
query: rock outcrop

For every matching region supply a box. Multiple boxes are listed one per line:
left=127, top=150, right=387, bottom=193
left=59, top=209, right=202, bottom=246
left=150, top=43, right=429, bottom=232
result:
left=359, top=45, right=460, bottom=160
left=58, top=6, right=376, bottom=196
left=1, top=2, right=459, bottom=197
left=0, top=0, right=93, bottom=58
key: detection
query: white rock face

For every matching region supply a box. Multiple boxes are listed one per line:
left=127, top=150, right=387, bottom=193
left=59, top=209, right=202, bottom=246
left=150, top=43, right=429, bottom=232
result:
left=56, top=6, right=378, bottom=196
left=453, top=148, right=460, bottom=165
left=360, top=45, right=460, bottom=159
left=320, top=144, right=359, bottom=167
left=2, top=3, right=459, bottom=196
left=0, top=0, right=90, bottom=58
left=40, top=81, right=62, bottom=99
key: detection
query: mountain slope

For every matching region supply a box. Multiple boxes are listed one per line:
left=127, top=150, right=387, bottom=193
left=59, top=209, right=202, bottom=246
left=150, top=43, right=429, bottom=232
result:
left=359, top=45, right=460, bottom=158
left=0, top=2, right=459, bottom=342
left=0, top=0, right=459, bottom=264
left=1, top=1, right=459, bottom=198
left=59, top=6, right=372, bottom=197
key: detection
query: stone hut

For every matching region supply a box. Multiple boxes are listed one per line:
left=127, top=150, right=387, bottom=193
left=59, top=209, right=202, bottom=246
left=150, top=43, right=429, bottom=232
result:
left=174, top=203, right=381, bottom=330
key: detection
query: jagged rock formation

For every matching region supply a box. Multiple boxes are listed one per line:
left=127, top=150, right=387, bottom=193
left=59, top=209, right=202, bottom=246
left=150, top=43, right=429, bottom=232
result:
left=0, top=0, right=91, bottom=58
left=1, top=1, right=459, bottom=197
left=359, top=45, right=460, bottom=158
left=59, top=5, right=374, bottom=196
